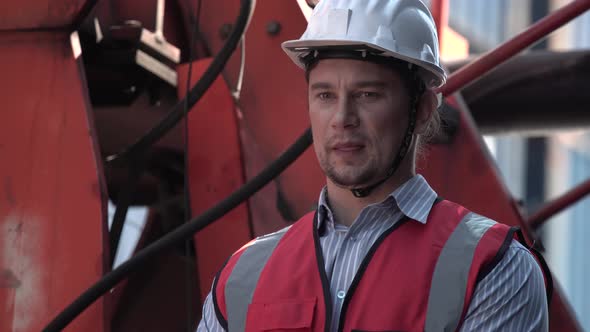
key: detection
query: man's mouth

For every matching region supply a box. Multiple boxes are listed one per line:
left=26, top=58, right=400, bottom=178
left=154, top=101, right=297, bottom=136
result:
left=332, top=142, right=365, bottom=152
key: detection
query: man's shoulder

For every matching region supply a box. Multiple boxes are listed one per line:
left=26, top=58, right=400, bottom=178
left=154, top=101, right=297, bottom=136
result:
left=463, top=237, right=549, bottom=331
left=432, top=199, right=501, bottom=229
left=232, top=210, right=316, bottom=256
left=433, top=199, right=495, bottom=220
left=234, top=213, right=319, bottom=263
left=249, top=212, right=314, bottom=244
left=503, top=239, right=542, bottom=269
left=253, top=224, right=293, bottom=244
left=476, top=238, right=548, bottom=301
left=217, top=225, right=293, bottom=281
left=429, top=199, right=500, bottom=225
left=464, top=211, right=503, bottom=229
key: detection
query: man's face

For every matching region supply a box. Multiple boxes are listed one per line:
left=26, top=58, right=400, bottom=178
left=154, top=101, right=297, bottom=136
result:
left=308, top=58, right=410, bottom=188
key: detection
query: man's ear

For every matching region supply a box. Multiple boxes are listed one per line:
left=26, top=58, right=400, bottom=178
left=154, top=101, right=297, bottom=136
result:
left=415, top=89, right=438, bottom=135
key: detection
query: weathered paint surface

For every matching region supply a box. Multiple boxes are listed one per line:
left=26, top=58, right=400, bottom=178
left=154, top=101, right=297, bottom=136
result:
left=179, top=59, right=253, bottom=302
left=0, top=0, right=87, bottom=30
left=0, top=31, right=108, bottom=332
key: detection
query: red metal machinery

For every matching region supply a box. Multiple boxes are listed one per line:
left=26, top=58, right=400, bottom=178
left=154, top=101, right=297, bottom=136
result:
left=2, top=0, right=590, bottom=331
left=0, top=1, right=110, bottom=332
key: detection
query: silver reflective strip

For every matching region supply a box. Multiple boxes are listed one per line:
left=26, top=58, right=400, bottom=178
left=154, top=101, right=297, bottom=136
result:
left=226, top=227, right=289, bottom=332
left=425, top=213, right=496, bottom=332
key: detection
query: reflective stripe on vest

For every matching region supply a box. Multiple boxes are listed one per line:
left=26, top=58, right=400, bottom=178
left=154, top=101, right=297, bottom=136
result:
left=225, top=227, right=290, bottom=331
left=425, top=213, right=495, bottom=331
left=223, top=209, right=500, bottom=331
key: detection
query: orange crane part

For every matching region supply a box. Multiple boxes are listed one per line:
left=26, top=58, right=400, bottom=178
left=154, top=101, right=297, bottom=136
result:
left=1, top=0, right=589, bottom=331
left=0, top=31, right=109, bottom=332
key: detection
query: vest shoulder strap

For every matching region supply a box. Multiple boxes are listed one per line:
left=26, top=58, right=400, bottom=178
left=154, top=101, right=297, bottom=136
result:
left=213, top=211, right=316, bottom=330
left=425, top=207, right=506, bottom=331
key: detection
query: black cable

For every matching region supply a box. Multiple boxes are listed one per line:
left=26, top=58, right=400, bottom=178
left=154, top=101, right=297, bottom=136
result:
left=105, top=0, right=253, bottom=165
left=43, top=0, right=253, bottom=330
left=42, top=128, right=312, bottom=332
left=70, top=0, right=100, bottom=31
left=183, top=0, right=202, bottom=330
left=106, top=0, right=251, bottom=274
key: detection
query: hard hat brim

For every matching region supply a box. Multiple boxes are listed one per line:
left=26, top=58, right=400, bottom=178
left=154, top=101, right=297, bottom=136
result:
left=282, top=38, right=446, bottom=89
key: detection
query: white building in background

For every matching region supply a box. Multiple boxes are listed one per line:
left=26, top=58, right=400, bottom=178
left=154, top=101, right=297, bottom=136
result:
left=108, top=201, right=148, bottom=268
left=442, top=0, right=590, bottom=329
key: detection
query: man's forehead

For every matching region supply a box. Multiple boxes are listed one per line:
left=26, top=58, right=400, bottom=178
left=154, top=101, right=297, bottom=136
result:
left=309, top=80, right=389, bottom=91
left=308, top=59, right=402, bottom=86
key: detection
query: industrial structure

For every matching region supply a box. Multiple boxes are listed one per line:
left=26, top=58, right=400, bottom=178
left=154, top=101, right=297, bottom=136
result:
left=1, top=0, right=590, bottom=331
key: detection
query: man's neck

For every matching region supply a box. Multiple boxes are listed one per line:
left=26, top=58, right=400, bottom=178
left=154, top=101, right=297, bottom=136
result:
left=326, top=171, right=415, bottom=227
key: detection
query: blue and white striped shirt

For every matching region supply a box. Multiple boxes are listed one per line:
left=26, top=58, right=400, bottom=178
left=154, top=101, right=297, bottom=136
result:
left=197, top=175, right=548, bottom=331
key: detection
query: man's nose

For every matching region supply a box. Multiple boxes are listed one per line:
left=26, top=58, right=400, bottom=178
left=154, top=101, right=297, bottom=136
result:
left=332, top=96, right=359, bottom=129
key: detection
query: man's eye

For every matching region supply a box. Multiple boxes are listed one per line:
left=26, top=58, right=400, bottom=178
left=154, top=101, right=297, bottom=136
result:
left=357, top=91, right=380, bottom=99
left=317, top=92, right=335, bottom=100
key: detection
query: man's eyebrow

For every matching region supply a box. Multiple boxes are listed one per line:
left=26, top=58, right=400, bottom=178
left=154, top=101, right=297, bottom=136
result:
left=352, top=80, right=389, bottom=89
left=309, top=80, right=389, bottom=91
left=309, top=82, right=333, bottom=91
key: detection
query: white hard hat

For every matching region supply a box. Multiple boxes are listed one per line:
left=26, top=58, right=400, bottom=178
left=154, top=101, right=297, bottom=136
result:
left=282, top=0, right=446, bottom=88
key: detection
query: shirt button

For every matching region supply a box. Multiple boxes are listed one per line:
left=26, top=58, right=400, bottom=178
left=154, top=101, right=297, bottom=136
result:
left=337, top=290, right=346, bottom=299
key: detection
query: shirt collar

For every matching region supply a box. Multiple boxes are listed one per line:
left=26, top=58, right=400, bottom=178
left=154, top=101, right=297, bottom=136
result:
left=317, top=174, right=438, bottom=229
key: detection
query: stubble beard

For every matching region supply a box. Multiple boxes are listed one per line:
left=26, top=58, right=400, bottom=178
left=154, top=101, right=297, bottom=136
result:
left=319, top=151, right=380, bottom=188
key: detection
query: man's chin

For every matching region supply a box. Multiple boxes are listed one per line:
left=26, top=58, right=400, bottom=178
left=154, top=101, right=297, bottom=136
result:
left=321, top=159, right=379, bottom=187
left=327, top=173, right=373, bottom=189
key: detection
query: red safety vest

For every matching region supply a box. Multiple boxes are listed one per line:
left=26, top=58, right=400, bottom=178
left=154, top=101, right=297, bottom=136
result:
left=212, top=199, right=551, bottom=332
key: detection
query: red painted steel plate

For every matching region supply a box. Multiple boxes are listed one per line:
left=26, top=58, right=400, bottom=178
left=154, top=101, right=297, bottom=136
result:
left=0, top=0, right=88, bottom=30
left=179, top=59, right=253, bottom=302
left=195, top=0, right=324, bottom=235
left=0, top=32, right=108, bottom=332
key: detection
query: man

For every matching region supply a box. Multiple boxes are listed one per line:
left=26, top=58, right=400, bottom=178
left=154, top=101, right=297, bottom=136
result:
left=198, top=0, right=550, bottom=331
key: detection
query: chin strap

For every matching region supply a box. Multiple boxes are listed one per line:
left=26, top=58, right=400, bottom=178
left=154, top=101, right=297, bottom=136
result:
left=350, top=67, right=425, bottom=198
left=350, top=105, right=417, bottom=198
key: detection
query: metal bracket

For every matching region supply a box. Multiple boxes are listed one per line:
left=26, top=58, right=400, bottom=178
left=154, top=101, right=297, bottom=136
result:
left=136, top=0, right=181, bottom=86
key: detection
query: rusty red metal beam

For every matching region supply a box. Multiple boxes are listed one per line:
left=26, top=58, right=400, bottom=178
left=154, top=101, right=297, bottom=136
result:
left=439, top=0, right=590, bottom=96
left=430, top=0, right=448, bottom=48
left=528, top=178, right=590, bottom=229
